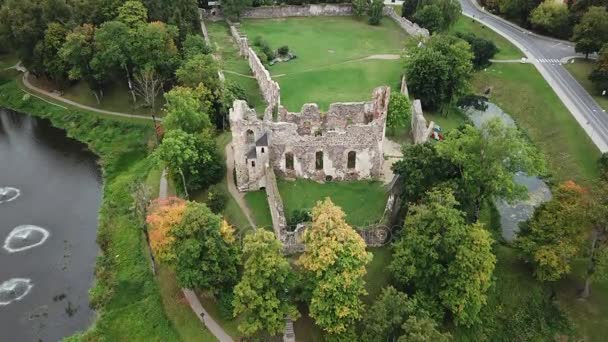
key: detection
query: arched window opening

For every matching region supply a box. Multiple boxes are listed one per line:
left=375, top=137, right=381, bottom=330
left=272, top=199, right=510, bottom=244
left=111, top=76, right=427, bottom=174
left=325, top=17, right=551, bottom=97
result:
left=347, top=151, right=356, bottom=169
left=285, top=152, right=294, bottom=170
left=251, top=160, right=256, bottom=167
left=261, top=147, right=265, bottom=153
left=315, top=151, right=323, bottom=170
left=246, top=129, right=255, bottom=144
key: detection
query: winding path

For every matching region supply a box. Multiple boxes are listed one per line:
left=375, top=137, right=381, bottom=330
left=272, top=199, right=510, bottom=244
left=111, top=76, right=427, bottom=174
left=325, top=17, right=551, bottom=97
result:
left=159, top=170, right=234, bottom=342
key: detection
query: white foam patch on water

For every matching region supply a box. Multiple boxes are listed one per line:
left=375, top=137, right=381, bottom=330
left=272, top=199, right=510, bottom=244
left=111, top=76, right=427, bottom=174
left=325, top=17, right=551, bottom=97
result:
left=0, top=278, right=33, bottom=306
left=3, top=225, right=50, bottom=253
left=0, top=187, right=20, bottom=204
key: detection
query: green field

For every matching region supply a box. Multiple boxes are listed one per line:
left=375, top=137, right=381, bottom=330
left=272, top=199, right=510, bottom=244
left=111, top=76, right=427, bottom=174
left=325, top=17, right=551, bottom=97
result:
left=450, top=16, right=524, bottom=60
left=206, top=21, right=267, bottom=114
left=278, top=179, right=388, bottom=228
left=565, top=59, right=608, bottom=112
left=240, top=17, right=408, bottom=111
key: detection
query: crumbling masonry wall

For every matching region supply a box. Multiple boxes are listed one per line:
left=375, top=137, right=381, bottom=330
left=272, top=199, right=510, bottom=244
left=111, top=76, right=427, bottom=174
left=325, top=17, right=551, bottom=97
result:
left=230, top=87, right=390, bottom=191
left=383, top=6, right=429, bottom=37
left=241, top=4, right=352, bottom=18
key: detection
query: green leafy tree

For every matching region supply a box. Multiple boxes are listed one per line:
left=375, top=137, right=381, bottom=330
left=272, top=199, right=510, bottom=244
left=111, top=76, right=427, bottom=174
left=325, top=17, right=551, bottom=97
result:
left=170, top=201, right=239, bottom=292
left=361, top=286, right=418, bottom=341
left=163, top=85, right=213, bottom=133
left=298, top=198, right=372, bottom=337
left=412, top=4, right=444, bottom=33
left=387, top=92, right=412, bottom=131
left=353, top=0, right=369, bottom=17
left=155, top=130, right=224, bottom=192
left=367, top=0, right=384, bottom=25
left=143, top=0, right=199, bottom=40
left=436, top=118, right=545, bottom=220
left=573, top=6, right=608, bottom=58
left=233, top=230, right=299, bottom=337
left=117, top=0, right=148, bottom=28
left=183, top=34, right=212, bottom=59
left=402, top=0, right=421, bottom=18
left=60, top=24, right=104, bottom=104
left=411, top=0, right=461, bottom=32
left=530, top=0, right=571, bottom=39
left=590, top=44, right=608, bottom=93
left=583, top=180, right=608, bottom=297
left=40, top=22, right=68, bottom=82
left=222, top=0, right=253, bottom=21
left=131, top=21, right=180, bottom=79
left=455, top=32, right=499, bottom=68
left=516, top=181, right=589, bottom=282
left=389, top=187, right=496, bottom=326
left=403, top=34, right=473, bottom=111
left=397, top=316, right=451, bottom=342
left=499, top=0, right=542, bottom=26
left=176, top=53, right=222, bottom=94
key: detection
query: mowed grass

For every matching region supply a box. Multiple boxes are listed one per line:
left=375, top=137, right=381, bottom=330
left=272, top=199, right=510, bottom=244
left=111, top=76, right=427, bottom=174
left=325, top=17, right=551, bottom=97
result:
left=244, top=190, right=274, bottom=229
left=206, top=21, right=267, bottom=114
left=278, top=179, right=388, bottom=228
left=472, top=63, right=600, bottom=183
left=450, top=16, right=524, bottom=60
left=240, top=17, right=409, bottom=110
left=564, top=59, right=608, bottom=112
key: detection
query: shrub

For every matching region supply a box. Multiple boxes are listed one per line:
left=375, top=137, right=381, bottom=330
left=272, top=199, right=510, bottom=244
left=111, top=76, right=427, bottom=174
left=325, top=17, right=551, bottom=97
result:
left=368, top=0, right=384, bottom=25
left=387, top=91, right=412, bottom=129
left=456, top=32, right=499, bottom=68
left=217, top=289, right=235, bottom=320
left=253, top=35, right=265, bottom=47
left=207, top=184, right=228, bottom=214
left=353, top=0, right=369, bottom=17
left=278, top=45, right=289, bottom=56
left=288, top=209, right=311, bottom=228
left=262, top=45, right=275, bottom=62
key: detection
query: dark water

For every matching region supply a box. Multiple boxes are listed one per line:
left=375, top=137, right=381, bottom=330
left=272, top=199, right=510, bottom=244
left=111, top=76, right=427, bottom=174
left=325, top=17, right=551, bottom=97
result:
left=0, top=109, right=101, bottom=341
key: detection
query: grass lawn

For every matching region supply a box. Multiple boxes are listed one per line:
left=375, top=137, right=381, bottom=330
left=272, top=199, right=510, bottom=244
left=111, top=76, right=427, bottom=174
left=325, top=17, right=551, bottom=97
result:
left=450, top=16, right=524, bottom=60
left=206, top=21, right=267, bottom=114
left=244, top=190, right=274, bottom=229
left=240, top=16, right=409, bottom=111
left=363, top=247, right=392, bottom=305
left=564, top=59, right=608, bottom=112
left=472, top=63, right=600, bottom=184
left=278, top=178, right=388, bottom=228
left=0, top=51, right=18, bottom=69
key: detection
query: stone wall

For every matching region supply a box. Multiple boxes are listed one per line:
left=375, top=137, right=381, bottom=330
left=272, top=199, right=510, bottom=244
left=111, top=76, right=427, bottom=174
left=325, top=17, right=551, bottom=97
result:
left=383, top=6, right=429, bottom=37
left=229, top=23, right=281, bottom=111
left=411, top=99, right=434, bottom=144
left=241, top=4, right=352, bottom=18
left=264, top=166, right=288, bottom=238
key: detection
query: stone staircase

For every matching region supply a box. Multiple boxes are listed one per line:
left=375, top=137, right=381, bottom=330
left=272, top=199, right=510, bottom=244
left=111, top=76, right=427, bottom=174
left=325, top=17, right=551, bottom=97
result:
left=283, top=318, right=295, bottom=342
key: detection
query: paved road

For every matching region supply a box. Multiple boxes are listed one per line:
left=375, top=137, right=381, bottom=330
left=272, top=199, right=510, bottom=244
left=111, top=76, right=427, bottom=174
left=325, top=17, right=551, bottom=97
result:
left=461, top=0, right=608, bottom=152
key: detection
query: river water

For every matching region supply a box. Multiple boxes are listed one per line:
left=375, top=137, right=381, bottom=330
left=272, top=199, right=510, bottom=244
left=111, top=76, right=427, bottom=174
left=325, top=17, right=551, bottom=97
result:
left=0, top=109, right=101, bottom=341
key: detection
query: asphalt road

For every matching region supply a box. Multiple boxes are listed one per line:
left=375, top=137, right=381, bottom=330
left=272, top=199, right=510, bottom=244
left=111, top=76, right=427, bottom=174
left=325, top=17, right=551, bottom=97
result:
left=461, top=0, right=608, bottom=152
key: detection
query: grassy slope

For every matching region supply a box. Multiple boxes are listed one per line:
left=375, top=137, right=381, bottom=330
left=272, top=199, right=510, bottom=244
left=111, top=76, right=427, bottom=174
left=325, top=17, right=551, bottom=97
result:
left=450, top=16, right=524, bottom=60
left=206, top=21, right=267, bottom=114
left=278, top=179, right=388, bottom=228
left=240, top=17, right=408, bottom=111
left=0, top=80, right=213, bottom=341
left=244, top=190, right=274, bottom=229
left=564, top=59, right=608, bottom=112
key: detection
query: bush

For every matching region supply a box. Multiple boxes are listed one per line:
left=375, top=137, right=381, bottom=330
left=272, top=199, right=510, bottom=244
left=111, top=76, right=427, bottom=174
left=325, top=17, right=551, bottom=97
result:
left=278, top=45, right=289, bottom=56
left=217, top=289, right=235, bottom=320
left=262, top=45, right=275, bottom=62
left=367, top=0, right=384, bottom=25
left=253, top=36, right=265, bottom=47
left=456, top=32, right=499, bottom=68
left=353, top=0, right=369, bottom=17
left=387, top=91, right=412, bottom=129
left=207, top=184, right=228, bottom=214
left=288, top=209, right=311, bottom=228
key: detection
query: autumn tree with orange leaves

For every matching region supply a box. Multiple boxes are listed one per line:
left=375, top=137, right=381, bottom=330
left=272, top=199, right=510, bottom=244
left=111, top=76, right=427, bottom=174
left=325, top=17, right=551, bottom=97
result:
left=516, top=181, right=590, bottom=282
left=146, top=196, right=187, bottom=263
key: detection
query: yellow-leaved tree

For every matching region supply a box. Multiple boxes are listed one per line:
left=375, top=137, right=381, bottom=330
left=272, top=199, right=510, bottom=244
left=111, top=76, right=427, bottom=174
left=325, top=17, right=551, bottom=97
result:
left=146, top=196, right=187, bottom=263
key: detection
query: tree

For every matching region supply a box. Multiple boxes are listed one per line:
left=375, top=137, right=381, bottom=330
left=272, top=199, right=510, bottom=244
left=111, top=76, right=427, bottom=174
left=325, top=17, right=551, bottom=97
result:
left=367, top=0, right=384, bottom=25
left=392, top=142, right=461, bottom=210
left=143, top=0, right=199, bottom=40
left=146, top=196, right=187, bottom=263
left=176, top=54, right=222, bottom=95
left=403, top=34, right=473, bottom=111
left=60, top=24, right=104, bottom=104
left=298, top=198, right=372, bottom=336
left=397, top=316, right=451, bottom=342
left=131, top=21, right=180, bottom=79
left=583, top=180, right=608, bottom=297
left=352, top=0, right=369, bottom=17
left=412, top=4, right=444, bottom=33
left=530, top=0, right=571, bottom=39
left=387, top=92, right=412, bottom=131
left=516, top=181, right=589, bottom=282
left=455, top=32, right=499, bottom=69
left=389, top=188, right=496, bottom=326
left=233, top=230, right=299, bottom=337
left=41, top=22, right=68, bottom=82
left=117, top=0, right=148, bottom=28
left=170, top=201, right=240, bottom=292
left=401, top=0, right=420, bottom=18
left=155, top=130, right=224, bottom=192
left=436, top=118, right=545, bottom=220
left=183, top=34, right=212, bottom=59
left=361, top=286, right=418, bottom=341
left=499, top=0, right=542, bottom=26
left=163, top=85, right=213, bottom=133
left=133, top=67, right=164, bottom=114
left=590, top=44, right=608, bottom=93
left=573, top=6, right=608, bottom=58
left=411, top=0, right=461, bottom=32
left=221, top=0, right=253, bottom=21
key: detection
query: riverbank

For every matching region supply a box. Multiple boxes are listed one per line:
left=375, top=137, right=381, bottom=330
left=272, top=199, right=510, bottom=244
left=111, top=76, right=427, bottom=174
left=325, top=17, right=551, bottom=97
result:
left=0, top=79, right=213, bottom=340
